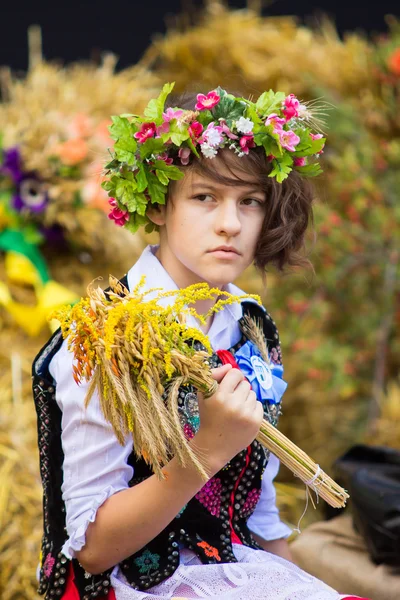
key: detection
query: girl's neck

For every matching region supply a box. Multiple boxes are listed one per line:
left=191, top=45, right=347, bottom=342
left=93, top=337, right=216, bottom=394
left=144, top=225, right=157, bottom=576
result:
left=154, top=245, right=221, bottom=334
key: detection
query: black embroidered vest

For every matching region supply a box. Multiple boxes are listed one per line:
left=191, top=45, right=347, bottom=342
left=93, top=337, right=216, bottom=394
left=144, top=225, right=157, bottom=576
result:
left=32, top=275, right=283, bottom=599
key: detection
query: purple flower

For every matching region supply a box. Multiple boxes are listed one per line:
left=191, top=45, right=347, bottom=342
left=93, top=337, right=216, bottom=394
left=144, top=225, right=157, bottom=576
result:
left=1, top=146, right=48, bottom=213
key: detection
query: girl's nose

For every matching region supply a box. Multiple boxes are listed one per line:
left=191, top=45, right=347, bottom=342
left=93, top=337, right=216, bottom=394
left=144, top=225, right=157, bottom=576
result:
left=215, top=200, right=241, bottom=237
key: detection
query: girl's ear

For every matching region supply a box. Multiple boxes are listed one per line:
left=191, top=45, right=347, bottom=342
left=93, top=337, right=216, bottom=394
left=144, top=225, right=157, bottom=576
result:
left=147, top=204, right=167, bottom=226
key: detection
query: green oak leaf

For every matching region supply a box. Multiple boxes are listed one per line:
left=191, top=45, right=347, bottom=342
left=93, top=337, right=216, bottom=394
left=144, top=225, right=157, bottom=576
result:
left=115, top=177, right=137, bottom=206
left=139, top=137, right=165, bottom=159
left=255, top=132, right=282, bottom=157
left=155, top=169, right=169, bottom=186
left=268, top=153, right=294, bottom=183
left=143, top=82, right=175, bottom=123
left=255, top=90, right=286, bottom=117
left=294, top=163, right=323, bottom=177
left=109, top=116, right=132, bottom=140
left=136, top=163, right=148, bottom=193
left=124, top=213, right=148, bottom=234
left=147, top=171, right=167, bottom=205
left=114, top=137, right=138, bottom=165
left=153, top=160, right=184, bottom=181
left=124, top=192, right=148, bottom=215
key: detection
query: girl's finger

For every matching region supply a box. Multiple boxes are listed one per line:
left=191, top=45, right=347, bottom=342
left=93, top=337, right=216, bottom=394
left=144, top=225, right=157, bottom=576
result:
left=210, top=363, right=232, bottom=383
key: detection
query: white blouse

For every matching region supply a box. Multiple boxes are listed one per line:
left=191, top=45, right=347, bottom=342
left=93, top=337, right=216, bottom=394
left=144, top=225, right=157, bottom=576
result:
left=48, top=245, right=292, bottom=563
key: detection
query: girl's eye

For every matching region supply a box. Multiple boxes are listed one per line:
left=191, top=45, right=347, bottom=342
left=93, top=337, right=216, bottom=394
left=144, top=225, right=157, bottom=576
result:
left=241, top=197, right=264, bottom=206
left=193, top=194, right=214, bottom=202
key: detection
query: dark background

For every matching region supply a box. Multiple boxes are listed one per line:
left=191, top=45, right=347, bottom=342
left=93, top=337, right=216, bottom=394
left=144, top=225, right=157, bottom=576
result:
left=1, top=0, right=399, bottom=72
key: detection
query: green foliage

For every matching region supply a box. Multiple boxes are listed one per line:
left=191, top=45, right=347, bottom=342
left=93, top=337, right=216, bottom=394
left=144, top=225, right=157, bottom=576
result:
left=269, top=154, right=293, bottom=183
left=143, top=82, right=175, bottom=123
left=255, top=90, right=286, bottom=117
left=212, top=87, right=246, bottom=123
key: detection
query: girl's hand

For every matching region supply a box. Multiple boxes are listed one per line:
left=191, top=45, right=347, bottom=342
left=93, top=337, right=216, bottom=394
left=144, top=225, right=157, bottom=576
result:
left=194, top=364, right=264, bottom=473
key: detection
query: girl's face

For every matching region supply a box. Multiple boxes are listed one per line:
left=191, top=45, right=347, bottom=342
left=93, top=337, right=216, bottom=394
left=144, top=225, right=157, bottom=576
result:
left=149, top=157, right=266, bottom=288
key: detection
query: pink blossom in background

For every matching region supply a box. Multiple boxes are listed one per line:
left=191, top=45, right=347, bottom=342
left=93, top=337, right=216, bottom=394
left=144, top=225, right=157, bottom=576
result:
left=162, top=107, right=184, bottom=122
left=108, top=198, right=129, bottom=226
left=134, top=122, right=157, bottom=143
left=294, top=157, right=307, bottom=167
left=265, top=113, right=286, bottom=133
left=278, top=129, right=300, bottom=152
left=195, top=91, right=220, bottom=111
left=188, top=121, right=204, bottom=140
left=239, top=134, right=256, bottom=154
left=178, top=147, right=191, bottom=165
left=282, top=94, right=301, bottom=120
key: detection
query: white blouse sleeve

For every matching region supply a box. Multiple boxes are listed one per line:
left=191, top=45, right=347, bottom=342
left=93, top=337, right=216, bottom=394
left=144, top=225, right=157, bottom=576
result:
left=49, top=340, right=134, bottom=560
left=247, top=452, right=292, bottom=541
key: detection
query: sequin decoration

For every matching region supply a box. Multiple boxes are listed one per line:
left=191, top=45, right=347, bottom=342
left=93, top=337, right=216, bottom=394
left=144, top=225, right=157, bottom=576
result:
left=195, top=477, right=222, bottom=517
left=240, top=488, right=262, bottom=518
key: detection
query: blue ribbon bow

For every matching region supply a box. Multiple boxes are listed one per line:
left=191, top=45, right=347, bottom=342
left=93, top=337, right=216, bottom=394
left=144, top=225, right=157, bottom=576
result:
left=234, top=340, right=287, bottom=405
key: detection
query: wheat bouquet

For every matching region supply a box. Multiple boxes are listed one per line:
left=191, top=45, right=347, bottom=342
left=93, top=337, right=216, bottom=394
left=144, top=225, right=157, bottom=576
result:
left=52, top=277, right=348, bottom=509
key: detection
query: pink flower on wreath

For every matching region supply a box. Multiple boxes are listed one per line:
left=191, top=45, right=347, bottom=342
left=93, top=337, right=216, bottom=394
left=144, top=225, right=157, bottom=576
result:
left=178, top=147, right=191, bottom=165
left=202, top=122, right=224, bottom=147
left=278, top=129, right=300, bottom=152
left=294, top=157, right=307, bottom=167
left=220, top=119, right=238, bottom=140
left=156, top=122, right=170, bottom=137
left=282, top=94, right=300, bottom=121
left=162, top=107, right=184, bottom=122
left=157, top=153, right=173, bottom=165
left=188, top=121, right=204, bottom=140
left=239, top=134, right=256, bottom=154
left=108, top=198, right=129, bottom=226
left=43, top=553, right=55, bottom=578
left=265, top=113, right=286, bottom=133
left=134, top=122, right=157, bottom=143
left=195, top=91, right=220, bottom=111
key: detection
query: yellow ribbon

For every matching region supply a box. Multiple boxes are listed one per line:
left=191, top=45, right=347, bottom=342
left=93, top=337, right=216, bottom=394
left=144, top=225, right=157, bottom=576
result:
left=0, top=252, right=78, bottom=336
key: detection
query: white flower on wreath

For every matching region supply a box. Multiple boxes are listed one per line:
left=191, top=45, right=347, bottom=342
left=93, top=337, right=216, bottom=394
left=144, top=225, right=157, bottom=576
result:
left=235, top=117, right=254, bottom=134
left=200, top=143, right=218, bottom=159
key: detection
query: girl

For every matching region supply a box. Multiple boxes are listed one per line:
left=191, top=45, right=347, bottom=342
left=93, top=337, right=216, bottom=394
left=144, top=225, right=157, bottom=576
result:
left=33, top=85, right=369, bottom=600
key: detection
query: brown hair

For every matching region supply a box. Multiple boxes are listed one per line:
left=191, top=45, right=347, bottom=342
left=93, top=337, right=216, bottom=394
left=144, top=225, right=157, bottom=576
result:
left=166, top=92, right=317, bottom=276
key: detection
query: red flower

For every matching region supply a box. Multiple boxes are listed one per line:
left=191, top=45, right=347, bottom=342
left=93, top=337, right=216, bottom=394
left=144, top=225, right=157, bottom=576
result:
left=188, top=121, right=204, bottom=140
left=388, top=48, right=400, bottom=76
left=134, top=122, right=157, bottom=143
left=294, top=157, right=306, bottom=167
left=239, top=134, right=255, bottom=155
left=108, top=198, right=129, bottom=226
left=195, top=91, right=220, bottom=111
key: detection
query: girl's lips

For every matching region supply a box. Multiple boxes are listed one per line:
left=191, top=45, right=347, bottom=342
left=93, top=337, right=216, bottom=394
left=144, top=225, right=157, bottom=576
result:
left=209, top=249, right=241, bottom=260
left=209, top=246, right=241, bottom=254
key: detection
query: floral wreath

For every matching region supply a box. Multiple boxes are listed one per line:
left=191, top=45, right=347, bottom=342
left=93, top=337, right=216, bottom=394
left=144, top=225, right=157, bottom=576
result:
left=102, top=83, right=326, bottom=233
